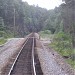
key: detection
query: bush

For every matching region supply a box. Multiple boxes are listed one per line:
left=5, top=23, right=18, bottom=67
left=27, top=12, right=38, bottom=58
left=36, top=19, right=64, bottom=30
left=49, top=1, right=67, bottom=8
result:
left=40, top=30, right=51, bottom=34
left=44, top=30, right=51, bottom=34
left=0, top=31, right=6, bottom=37
left=0, top=38, right=7, bottom=45
left=54, top=31, right=71, bottom=41
left=51, top=31, right=72, bottom=56
left=50, top=31, right=75, bottom=68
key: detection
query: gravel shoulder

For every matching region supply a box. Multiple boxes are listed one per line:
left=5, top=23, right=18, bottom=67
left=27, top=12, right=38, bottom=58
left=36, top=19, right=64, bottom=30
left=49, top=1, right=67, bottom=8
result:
left=36, top=38, right=74, bottom=75
left=0, top=38, right=26, bottom=74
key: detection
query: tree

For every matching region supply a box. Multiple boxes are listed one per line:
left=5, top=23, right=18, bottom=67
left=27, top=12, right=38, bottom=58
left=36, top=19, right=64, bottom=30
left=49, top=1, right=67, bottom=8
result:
left=0, top=17, right=5, bottom=37
left=61, top=0, right=75, bottom=48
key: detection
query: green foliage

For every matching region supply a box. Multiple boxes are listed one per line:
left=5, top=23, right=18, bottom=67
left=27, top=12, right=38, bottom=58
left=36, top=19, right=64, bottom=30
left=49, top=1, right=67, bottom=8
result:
left=0, top=0, right=52, bottom=36
left=50, top=31, right=75, bottom=68
left=54, top=31, right=71, bottom=41
left=0, top=0, right=64, bottom=37
left=0, top=38, right=7, bottom=45
left=41, top=30, right=51, bottom=34
left=0, top=17, right=4, bottom=26
left=39, top=30, right=54, bottom=40
left=5, top=30, right=14, bottom=38
left=61, top=0, right=75, bottom=48
left=0, top=17, right=6, bottom=38
left=0, top=31, right=5, bottom=37
left=43, top=7, right=63, bottom=34
left=39, top=30, right=51, bottom=38
left=51, top=32, right=72, bottom=55
left=66, top=59, right=75, bottom=68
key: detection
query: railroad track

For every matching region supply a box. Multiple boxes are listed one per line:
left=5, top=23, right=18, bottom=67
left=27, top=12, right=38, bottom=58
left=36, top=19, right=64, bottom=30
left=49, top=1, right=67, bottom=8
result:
left=2, top=33, right=43, bottom=75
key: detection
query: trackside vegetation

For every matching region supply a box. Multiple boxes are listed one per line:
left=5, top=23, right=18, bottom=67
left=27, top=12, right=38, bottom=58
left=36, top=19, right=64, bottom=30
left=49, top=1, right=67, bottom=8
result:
left=0, top=0, right=75, bottom=68
left=39, top=31, right=75, bottom=68
left=50, top=32, right=75, bottom=68
left=0, top=38, right=7, bottom=45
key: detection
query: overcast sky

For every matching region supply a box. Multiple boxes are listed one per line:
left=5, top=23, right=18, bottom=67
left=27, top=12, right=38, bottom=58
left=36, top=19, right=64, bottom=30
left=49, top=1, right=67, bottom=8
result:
left=22, top=0, right=62, bottom=10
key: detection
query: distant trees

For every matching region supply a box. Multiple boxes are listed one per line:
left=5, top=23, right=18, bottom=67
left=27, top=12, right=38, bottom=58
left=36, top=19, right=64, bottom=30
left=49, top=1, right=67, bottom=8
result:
left=0, top=17, right=4, bottom=30
left=0, top=0, right=49, bottom=37
left=0, top=0, right=74, bottom=47
left=0, top=0, right=63, bottom=37
left=0, top=17, right=5, bottom=37
left=43, top=7, right=63, bottom=34
left=61, top=0, right=75, bottom=48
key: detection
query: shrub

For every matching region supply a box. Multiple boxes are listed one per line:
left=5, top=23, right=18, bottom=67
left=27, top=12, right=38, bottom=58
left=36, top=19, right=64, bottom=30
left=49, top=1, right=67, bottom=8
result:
left=54, top=31, right=71, bottom=41
left=51, top=31, right=72, bottom=56
left=44, top=30, right=51, bottom=34
left=0, top=31, right=6, bottom=37
left=40, top=30, right=51, bottom=34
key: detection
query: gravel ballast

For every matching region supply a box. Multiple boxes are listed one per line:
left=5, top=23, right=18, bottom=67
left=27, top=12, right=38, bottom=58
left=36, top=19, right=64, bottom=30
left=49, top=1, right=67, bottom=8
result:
left=36, top=39, right=74, bottom=75
left=0, top=38, right=26, bottom=74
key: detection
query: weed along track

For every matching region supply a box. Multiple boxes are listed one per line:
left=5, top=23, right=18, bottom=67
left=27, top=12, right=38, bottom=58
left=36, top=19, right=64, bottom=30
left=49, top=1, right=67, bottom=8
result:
left=1, top=33, right=74, bottom=75
left=2, top=33, right=43, bottom=75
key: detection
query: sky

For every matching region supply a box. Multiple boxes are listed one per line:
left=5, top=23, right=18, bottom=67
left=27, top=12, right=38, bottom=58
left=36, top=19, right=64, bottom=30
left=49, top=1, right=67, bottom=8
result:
left=22, top=0, right=62, bottom=10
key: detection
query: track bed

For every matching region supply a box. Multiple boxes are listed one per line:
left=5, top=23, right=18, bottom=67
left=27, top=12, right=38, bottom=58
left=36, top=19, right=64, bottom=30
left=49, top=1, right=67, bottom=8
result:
left=2, top=34, right=43, bottom=75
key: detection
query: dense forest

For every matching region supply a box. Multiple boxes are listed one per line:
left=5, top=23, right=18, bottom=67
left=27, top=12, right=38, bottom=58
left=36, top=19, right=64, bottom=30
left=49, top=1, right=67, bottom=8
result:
left=0, top=0, right=75, bottom=68
left=0, top=0, right=62, bottom=37
left=61, top=0, right=75, bottom=48
left=0, top=0, right=75, bottom=48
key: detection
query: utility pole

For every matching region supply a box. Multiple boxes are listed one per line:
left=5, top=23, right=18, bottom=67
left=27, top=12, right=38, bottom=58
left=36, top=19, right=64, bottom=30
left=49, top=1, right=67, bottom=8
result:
left=14, top=8, right=16, bottom=37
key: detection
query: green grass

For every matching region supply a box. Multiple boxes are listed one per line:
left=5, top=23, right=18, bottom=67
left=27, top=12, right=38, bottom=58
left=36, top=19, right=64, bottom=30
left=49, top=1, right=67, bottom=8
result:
left=0, top=38, right=7, bottom=45
left=39, top=31, right=75, bottom=68
left=39, top=31, right=54, bottom=39
left=50, top=41, right=75, bottom=68
left=66, top=59, right=75, bottom=68
left=51, top=45, right=75, bottom=68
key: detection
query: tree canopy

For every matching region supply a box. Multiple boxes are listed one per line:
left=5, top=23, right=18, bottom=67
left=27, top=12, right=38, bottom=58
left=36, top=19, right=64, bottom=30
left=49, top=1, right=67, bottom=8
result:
left=0, top=0, right=63, bottom=37
left=0, top=0, right=75, bottom=48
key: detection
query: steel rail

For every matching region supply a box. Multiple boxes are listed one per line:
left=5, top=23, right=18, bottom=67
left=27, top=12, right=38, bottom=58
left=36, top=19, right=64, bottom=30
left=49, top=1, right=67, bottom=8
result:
left=7, top=36, right=37, bottom=75
left=8, top=38, right=29, bottom=75
left=32, top=37, right=36, bottom=75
